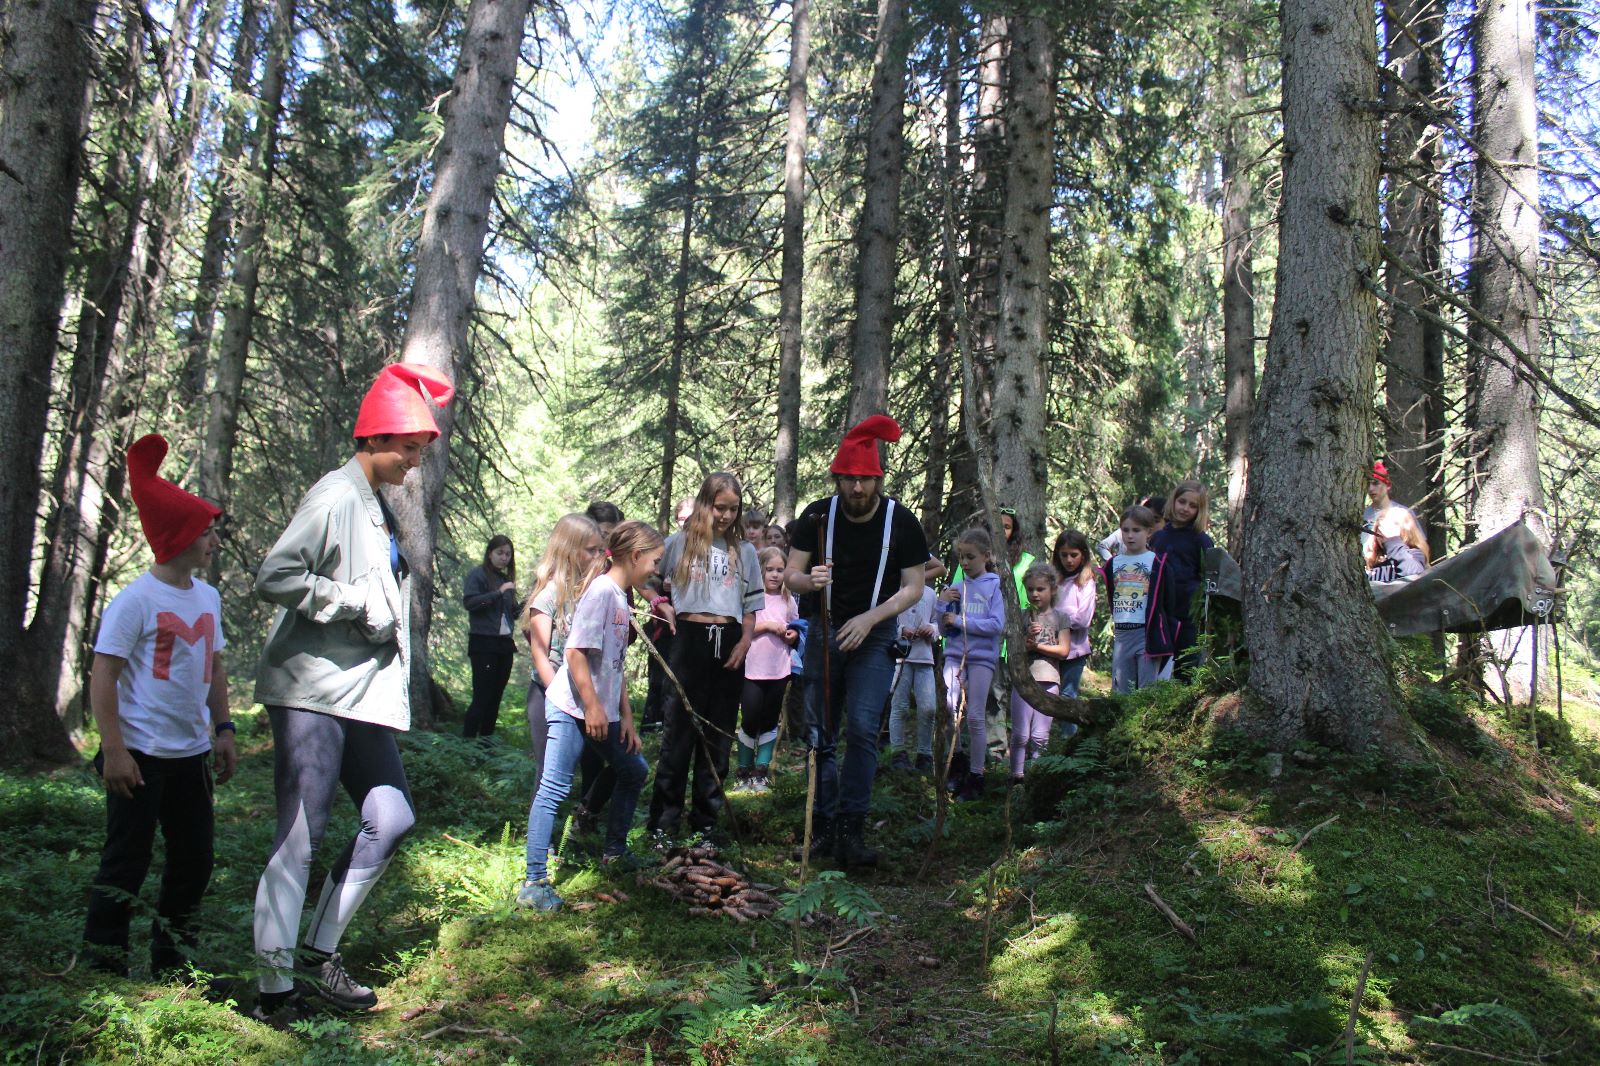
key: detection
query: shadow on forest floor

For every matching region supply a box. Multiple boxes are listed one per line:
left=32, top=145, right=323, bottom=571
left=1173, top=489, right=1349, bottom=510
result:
left=3, top=669, right=1600, bottom=1064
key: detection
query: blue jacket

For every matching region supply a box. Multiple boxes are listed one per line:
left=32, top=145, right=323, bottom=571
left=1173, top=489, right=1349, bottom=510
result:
left=1102, top=552, right=1181, bottom=659
left=1150, top=524, right=1214, bottom=620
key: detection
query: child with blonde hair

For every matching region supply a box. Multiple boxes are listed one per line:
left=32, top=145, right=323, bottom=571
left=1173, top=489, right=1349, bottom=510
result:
left=1009, top=563, right=1072, bottom=782
left=736, top=547, right=800, bottom=791
left=517, top=521, right=663, bottom=912
left=939, top=528, right=1007, bottom=800
left=1150, top=480, right=1214, bottom=681
left=521, top=514, right=605, bottom=775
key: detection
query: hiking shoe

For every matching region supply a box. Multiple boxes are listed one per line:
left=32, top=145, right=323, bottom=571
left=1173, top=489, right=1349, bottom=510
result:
left=247, top=990, right=317, bottom=1030
left=601, top=849, right=659, bottom=873
left=954, top=772, right=987, bottom=802
left=514, top=879, right=564, bottom=913
left=890, top=751, right=911, bottom=773
left=794, top=814, right=835, bottom=865
left=913, top=753, right=934, bottom=774
left=298, top=951, right=377, bottom=1012
left=749, top=772, right=771, bottom=794
left=835, top=813, right=879, bottom=868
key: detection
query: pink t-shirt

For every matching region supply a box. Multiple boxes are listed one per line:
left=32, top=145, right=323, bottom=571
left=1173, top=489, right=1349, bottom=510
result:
left=744, top=591, right=798, bottom=680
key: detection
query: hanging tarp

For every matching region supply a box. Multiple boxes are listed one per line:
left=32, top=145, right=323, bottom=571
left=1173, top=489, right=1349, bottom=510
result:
left=1203, top=520, right=1559, bottom=637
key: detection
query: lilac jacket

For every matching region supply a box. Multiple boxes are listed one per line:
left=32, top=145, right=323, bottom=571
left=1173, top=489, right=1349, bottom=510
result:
left=939, top=571, right=1006, bottom=666
left=1054, top=576, right=1097, bottom=660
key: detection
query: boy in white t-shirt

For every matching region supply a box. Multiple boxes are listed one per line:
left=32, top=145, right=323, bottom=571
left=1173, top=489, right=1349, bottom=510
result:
left=83, top=435, right=236, bottom=977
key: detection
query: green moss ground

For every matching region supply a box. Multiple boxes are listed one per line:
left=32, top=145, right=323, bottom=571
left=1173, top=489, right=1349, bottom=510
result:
left=4, top=666, right=1599, bottom=1064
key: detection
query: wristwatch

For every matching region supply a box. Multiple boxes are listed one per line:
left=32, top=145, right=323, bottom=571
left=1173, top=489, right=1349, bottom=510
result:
left=214, top=721, right=237, bottom=737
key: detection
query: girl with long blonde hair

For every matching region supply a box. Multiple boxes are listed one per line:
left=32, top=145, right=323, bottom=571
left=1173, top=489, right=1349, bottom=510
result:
left=522, top=514, right=604, bottom=774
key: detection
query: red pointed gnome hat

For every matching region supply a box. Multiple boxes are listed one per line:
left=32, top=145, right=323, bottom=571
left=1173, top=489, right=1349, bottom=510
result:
left=1370, top=460, right=1392, bottom=486
left=127, top=434, right=223, bottom=564
left=830, top=414, right=902, bottom=478
left=352, top=363, right=456, bottom=442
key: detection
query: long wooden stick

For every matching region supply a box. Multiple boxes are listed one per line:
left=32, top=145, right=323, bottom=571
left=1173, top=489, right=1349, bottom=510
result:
left=799, top=507, right=833, bottom=884
left=1143, top=882, right=1197, bottom=942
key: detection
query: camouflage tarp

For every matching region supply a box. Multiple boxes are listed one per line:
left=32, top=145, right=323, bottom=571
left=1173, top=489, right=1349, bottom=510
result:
left=1203, top=520, right=1559, bottom=637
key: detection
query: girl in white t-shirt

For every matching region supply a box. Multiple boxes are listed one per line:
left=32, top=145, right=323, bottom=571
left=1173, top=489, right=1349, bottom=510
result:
left=517, top=521, right=665, bottom=913
left=521, top=514, right=605, bottom=774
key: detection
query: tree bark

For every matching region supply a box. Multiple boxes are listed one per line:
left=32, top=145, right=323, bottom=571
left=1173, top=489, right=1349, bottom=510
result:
left=844, top=0, right=908, bottom=427
left=1219, top=18, right=1256, bottom=552
left=1240, top=0, right=1395, bottom=753
left=1381, top=0, right=1445, bottom=563
left=991, top=16, right=1054, bottom=559
left=179, top=0, right=264, bottom=400
left=946, top=12, right=1006, bottom=533
left=920, top=22, right=962, bottom=548
left=388, top=0, right=533, bottom=725
left=199, top=0, right=293, bottom=532
left=0, top=0, right=99, bottom=764
left=772, top=0, right=809, bottom=526
left=1466, top=0, right=1543, bottom=699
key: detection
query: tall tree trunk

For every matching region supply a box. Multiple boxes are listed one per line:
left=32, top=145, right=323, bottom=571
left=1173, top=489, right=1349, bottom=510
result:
left=1219, top=18, right=1256, bottom=552
left=0, top=0, right=99, bottom=764
left=658, top=175, right=698, bottom=531
left=1466, top=0, right=1543, bottom=699
left=388, top=0, right=533, bottom=726
left=180, top=0, right=264, bottom=400
left=1240, top=0, right=1395, bottom=754
left=844, top=0, right=908, bottom=426
left=772, top=0, right=809, bottom=525
left=1382, top=0, right=1445, bottom=562
left=921, top=22, right=961, bottom=548
left=947, top=12, right=1006, bottom=532
left=991, top=16, right=1054, bottom=558
left=199, top=0, right=293, bottom=532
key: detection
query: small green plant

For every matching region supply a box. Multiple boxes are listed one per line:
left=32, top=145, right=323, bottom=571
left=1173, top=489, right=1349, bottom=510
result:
left=775, top=870, right=882, bottom=927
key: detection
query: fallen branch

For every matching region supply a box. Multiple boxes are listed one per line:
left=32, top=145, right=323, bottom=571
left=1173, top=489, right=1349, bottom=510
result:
left=1275, top=814, right=1340, bottom=873
left=1142, top=882, right=1197, bottom=942
left=1421, top=1042, right=1542, bottom=1065
left=1342, top=951, right=1373, bottom=1065
left=827, top=926, right=874, bottom=953
left=421, top=1023, right=523, bottom=1043
left=1499, top=895, right=1569, bottom=941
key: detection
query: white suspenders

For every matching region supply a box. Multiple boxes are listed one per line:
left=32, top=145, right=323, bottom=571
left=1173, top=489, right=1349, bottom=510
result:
left=824, top=495, right=895, bottom=618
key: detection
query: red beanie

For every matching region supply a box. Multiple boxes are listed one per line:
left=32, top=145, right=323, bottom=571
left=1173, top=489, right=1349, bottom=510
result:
left=127, top=435, right=223, bottom=564
left=1370, top=460, right=1391, bottom=486
left=352, top=363, right=456, bottom=442
left=830, top=414, right=902, bottom=478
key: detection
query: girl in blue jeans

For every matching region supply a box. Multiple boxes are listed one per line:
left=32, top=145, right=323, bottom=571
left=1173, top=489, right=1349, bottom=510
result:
left=518, top=521, right=664, bottom=912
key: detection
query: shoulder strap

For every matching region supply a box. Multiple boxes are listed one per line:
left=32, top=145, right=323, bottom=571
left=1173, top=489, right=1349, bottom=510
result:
left=870, top=498, right=896, bottom=608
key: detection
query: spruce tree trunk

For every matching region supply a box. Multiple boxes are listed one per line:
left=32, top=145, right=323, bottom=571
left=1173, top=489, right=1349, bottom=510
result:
left=388, top=0, right=533, bottom=725
left=1219, top=19, right=1256, bottom=552
left=200, top=0, right=292, bottom=526
left=773, top=0, right=809, bottom=526
left=1382, top=0, right=1445, bottom=561
left=180, top=0, right=264, bottom=399
left=920, top=22, right=961, bottom=549
left=1240, top=0, right=1395, bottom=753
left=844, top=0, right=907, bottom=426
left=946, top=13, right=1006, bottom=531
left=0, top=0, right=99, bottom=764
left=991, top=16, right=1054, bottom=558
left=1466, top=0, right=1543, bottom=699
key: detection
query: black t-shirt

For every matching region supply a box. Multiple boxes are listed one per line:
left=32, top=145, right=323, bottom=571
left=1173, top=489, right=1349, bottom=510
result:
left=791, top=495, right=929, bottom=623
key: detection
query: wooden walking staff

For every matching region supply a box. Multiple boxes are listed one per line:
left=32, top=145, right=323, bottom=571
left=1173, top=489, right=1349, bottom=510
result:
left=799, top=507, right=832, bottom=886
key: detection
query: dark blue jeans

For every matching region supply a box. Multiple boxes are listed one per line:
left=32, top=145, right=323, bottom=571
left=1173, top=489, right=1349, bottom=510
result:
left=803, top=618, right=896, bottom=818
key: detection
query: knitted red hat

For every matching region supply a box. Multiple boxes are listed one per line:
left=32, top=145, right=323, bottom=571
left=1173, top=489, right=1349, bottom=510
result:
left=1370, top=460, right=1391, bottom=486
left=127, top=435, right=223, bottom=564
left=830, top=414, right=902, bottom=478
left=352, top=363, right=456, bottom=442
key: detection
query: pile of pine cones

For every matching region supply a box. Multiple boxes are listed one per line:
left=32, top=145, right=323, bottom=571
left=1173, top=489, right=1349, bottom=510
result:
left=645, top=846, right=782, bottom=921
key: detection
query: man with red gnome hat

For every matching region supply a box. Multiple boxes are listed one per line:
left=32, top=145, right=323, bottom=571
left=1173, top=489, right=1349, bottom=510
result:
left=785, top=415, right=930, bottom=867
left=249, top=363, right=452, bottom=1024
left=83, top=434, right=236, bottom=977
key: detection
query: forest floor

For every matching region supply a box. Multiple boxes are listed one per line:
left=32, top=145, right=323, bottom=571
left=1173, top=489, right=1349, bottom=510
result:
left=4, top=659, right=1600, bottom=1065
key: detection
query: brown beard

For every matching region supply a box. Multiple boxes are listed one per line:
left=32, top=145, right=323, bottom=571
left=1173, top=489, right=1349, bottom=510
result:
left=839, top=490, right=881, bottom=519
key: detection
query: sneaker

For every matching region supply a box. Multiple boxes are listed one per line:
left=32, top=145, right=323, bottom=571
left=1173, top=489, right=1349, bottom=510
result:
left=298, top=951, right=377, bottom=1012
left=514, top=879, right=565, bottom=913
left=647, top=827, right=679, bottom=852
left=600, top=849, right=659, bottom=873
left=749, top=772, right=771, bottom=794
left=890, top=751, right=911, bottom=773
left=247, top=991, right=317, bottom=1030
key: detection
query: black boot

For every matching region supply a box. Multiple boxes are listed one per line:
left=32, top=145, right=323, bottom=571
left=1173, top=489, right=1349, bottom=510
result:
left=795, top=814, right=835, bottom=864
left=945, top=749, right=969, bottom=791
left=955, top=772, right=986, bottom=802
left=835, top=814, right=878, bottom=868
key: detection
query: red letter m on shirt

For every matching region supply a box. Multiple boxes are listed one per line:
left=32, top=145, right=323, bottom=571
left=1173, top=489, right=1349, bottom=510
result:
left=154, top=612, right=216, bottom=682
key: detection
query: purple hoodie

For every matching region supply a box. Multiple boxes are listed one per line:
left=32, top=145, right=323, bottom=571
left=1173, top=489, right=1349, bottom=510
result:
left=940, top=570, right=1007, bottom=666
